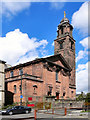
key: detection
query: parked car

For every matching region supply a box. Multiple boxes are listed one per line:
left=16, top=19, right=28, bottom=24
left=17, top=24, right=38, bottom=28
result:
left=2, top=106, right=31, bottom=115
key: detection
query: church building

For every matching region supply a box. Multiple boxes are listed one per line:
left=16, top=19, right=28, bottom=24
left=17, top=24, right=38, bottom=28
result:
left=5, top=13, right=76, bottom=104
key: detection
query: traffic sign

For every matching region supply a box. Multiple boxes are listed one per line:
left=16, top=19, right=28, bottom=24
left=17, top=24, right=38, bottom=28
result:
left=20, top=95, right=23, bottom=99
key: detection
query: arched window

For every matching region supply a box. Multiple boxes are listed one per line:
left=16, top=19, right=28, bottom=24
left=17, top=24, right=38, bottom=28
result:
left=14, top=85, right=16, bottom=93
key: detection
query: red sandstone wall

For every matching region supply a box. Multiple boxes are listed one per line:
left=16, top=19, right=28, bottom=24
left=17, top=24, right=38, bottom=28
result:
left=5, top=59, right=75, bottom=103
left=5, top=62, right=44, bottom=103
left=6, top=62, right=43, bottom=78
left=7, top=80, right=21, bottom=103
left=42, top=67, right=56, bottom=96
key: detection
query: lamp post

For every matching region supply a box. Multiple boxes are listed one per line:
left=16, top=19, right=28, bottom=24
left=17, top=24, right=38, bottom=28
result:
left=20, top=69, right=23, bottom=105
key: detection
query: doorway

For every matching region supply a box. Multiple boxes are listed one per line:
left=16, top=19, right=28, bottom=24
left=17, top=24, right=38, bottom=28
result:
left=56, top=92, right=59, bottom=99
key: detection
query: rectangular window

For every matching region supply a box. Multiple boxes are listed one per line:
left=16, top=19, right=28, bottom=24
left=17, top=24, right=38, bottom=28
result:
left=60, top=43, right=63, bottom=49
left=11, top=71, right=13, bottom=77
left=19, top=69, right=23, bottom=75
left=19, top=85, right=21, bottom=91
left=14, top=85, right=16, bottom=93
left=56, top=72, right=58, bottom=81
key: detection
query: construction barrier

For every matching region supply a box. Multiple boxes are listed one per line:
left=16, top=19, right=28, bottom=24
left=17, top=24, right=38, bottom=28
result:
left=34, top=109, right=37, bottom=120
left=64, top=108, right=67, bottom=115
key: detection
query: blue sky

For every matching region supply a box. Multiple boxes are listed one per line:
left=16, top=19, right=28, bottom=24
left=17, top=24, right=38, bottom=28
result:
left=0, top=1, right=88, bottom=93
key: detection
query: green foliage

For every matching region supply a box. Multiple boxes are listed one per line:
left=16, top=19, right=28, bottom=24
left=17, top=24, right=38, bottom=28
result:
left=81, top=110, right=90, bottom=112
left=85, top=93, right=90, bottom=103
left=76, top=92, right=84, bottom=101
left=76, top=92, right=90, bottom=102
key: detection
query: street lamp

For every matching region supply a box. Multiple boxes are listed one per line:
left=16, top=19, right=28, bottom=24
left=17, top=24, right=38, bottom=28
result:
left=20, top=69, right=23, bottom=105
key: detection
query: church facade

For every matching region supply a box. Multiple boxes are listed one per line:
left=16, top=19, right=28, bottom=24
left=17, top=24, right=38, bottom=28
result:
left=5, top=14, right=76, bottom=104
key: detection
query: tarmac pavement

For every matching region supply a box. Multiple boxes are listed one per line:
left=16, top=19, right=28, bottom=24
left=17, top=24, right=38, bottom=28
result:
left=0, top=109, right=89, bottom=120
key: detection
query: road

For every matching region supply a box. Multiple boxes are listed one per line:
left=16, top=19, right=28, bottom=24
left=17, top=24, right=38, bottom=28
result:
left=0, top=117, right=89, bottom=120
left=0, top=109, right=89, bottom=120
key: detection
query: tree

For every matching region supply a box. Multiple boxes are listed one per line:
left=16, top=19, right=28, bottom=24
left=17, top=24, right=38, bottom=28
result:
left=85, top=93, right=90, bottom=103
left=76, top=92, right=84, bottom=101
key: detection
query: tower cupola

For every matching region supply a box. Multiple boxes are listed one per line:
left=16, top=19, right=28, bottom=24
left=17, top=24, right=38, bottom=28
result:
left=57, top=11, right=73, bottom=38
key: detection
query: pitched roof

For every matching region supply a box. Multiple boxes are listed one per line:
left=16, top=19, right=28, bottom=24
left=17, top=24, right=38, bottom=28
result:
left=5, top=53, right=72, bottom=72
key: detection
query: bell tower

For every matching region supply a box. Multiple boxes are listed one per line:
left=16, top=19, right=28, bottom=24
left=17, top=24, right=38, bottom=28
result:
left=54, top=12, right=75, bottom=86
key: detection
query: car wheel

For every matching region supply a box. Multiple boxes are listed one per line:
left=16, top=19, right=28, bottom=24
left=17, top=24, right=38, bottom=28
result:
left=9, top=111, right=13, bottom=115
left=25, top=110, right=29, bottom=114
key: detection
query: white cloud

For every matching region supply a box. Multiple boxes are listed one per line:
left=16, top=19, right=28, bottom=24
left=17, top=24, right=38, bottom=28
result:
left=0, top=0, right=66, bottom=18
left=71, top=2, right=88, bottom=35
left=76, top=37, right=88, bottom=62
left=80, top=37, right=88, bottom=49
left=76, top=37, right=88, bottom=93
left=16, top=50, right=39, bottom=65
left=76, top=50, right=88, bottom=62
left=0, top=29, right=48, bottom=65
left=80, top=37, right=90, bottom=50
left=0, top=1, right=30, bottom=18
left=2, top=0, right=86, bottom=19
left=50, top=2, right=65, bottom=10
left=76, top=62, right=88, bottom=72
left=76, top=62, right=88, bottom=93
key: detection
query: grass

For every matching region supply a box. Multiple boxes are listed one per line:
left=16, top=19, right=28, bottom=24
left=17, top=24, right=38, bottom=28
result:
left=81, top=110, right=90, bottom=112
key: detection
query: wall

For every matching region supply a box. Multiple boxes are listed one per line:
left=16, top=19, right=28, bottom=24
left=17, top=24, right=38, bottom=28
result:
left=5, top=62, right=44, bottom=103
left=0, top=61, right=5, bottom=108
left=52, top=100, right=85, bottom=108
left=5, top=58, right=75, bottom=104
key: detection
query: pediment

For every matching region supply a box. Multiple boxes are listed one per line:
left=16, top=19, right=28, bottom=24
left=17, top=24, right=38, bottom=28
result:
left=44, top=54, right=71, bottom=72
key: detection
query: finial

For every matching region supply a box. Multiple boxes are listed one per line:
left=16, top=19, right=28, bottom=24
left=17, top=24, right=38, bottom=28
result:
left=64, top=11, right=66, bottom=18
